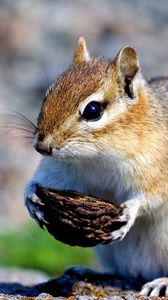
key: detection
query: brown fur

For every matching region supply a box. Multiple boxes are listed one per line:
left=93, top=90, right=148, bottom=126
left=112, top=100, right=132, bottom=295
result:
left=37, top=57, right=109, bottom=134
left=36, top=45, right=168, bottom=204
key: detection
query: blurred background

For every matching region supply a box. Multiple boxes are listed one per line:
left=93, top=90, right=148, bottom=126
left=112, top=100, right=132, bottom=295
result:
left=0, top=0, right=168, bottom=284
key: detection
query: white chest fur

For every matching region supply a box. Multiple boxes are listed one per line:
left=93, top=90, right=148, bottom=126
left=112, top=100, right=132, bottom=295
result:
left=35, top=155, right=135, bottom=204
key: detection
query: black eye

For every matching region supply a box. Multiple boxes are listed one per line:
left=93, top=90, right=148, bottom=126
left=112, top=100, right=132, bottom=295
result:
left=82, top=101, right=103, bottom=121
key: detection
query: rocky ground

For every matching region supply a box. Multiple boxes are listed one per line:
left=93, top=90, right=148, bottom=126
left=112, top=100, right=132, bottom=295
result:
left=0, top=269, right=164, bottom=300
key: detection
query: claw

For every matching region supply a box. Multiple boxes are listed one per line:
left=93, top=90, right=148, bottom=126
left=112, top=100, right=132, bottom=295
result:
left=31, top=194, right=45, bottom=205
left=110, top=229, right=126, bottom=241
left=35, top=210, right=49, bottom=225
left=109, top=207, right=131, bottom=241
left=116, top=206, right=130, bottom=222
left=25, top=192, right=49, bottom=227
left=140, top=278, right=168, bottom=297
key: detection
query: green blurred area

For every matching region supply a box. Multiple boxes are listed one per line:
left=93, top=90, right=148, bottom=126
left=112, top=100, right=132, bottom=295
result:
left=0, top=223, right=94, bottom=276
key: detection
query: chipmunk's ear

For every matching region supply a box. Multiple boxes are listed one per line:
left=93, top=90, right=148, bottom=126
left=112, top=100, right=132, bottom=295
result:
left=73, top=37, right=90, bottom=64
left=115, top=46, right=140, bottom=99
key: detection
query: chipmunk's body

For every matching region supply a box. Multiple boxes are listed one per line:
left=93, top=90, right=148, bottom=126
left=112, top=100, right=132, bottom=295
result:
left=25, top=38, right=168, bottom=297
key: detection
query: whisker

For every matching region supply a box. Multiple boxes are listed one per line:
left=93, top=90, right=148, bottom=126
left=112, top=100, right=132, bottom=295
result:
left=0, top=109, right=36, bottom=149
left=3, top=108, right=37, bottom=130
left=5, top=121, right=35, bottom=133
left=0, top=124, right=34, bottom=134
left=0, top=122, right=35, bottom=136
left=6, top=114, right=36, bottom=131
left=2, top=133, right=34, bottom=149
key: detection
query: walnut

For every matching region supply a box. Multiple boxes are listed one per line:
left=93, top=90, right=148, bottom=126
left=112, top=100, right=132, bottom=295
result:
left=36, top=185, right=126, bottom=247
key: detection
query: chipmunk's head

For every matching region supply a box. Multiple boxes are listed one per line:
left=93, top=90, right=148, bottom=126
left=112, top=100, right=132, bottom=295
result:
left=34, top=37, right=147, bottom=162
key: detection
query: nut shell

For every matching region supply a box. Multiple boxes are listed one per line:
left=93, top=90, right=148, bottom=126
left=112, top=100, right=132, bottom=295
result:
left=36, top=185, right=125, bottom=247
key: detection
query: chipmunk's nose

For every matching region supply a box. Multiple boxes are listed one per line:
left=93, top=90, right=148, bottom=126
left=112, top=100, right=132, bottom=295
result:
left=33, top=133, right=52, bottom=156
left=34, top=143, right=52, bottom=156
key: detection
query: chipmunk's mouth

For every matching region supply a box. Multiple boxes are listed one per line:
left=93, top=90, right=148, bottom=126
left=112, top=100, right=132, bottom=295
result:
left=50, top=145, right=82, bottom=161
left=34, top=144, right=71, bottom=160
left=33, top=132, right=98, bottom=161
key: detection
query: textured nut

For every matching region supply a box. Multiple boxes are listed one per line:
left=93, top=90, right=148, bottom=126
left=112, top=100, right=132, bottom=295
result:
left=36, top=185, right=126, bottom=247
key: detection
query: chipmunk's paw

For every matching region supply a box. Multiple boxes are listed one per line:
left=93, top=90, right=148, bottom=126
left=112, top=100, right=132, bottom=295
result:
left=110, top=198, right=140, bottom=242
left=140, top=278, right=168, bottom=296
left=110, top=204, right=131, bottom=241
left=24, top=183, right=49, bottom=228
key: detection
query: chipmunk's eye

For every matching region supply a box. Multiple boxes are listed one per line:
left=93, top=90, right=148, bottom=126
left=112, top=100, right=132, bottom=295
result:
left=82, top=101, right=103, bottom=121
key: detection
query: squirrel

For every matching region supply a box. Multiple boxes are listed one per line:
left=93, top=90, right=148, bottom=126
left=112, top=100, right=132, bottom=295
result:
left=24, top=37, right=168, bottom=297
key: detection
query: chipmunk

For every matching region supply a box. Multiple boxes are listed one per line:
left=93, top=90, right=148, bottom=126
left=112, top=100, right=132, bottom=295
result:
left=24, top=37, right=168, bottom=297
